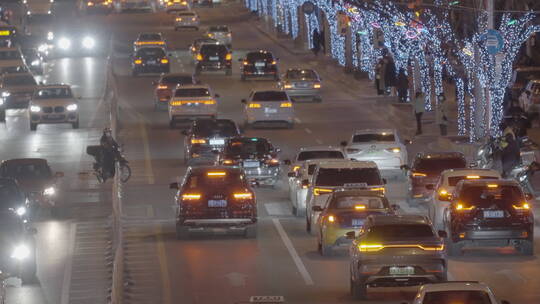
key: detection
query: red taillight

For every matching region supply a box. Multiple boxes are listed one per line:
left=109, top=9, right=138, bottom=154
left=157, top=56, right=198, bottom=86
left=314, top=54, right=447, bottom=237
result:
left=265, top=158, right=280, bottom=166
left=233, top=192, right=253, bottom=200
left=157, top=85, right=168, bottom=90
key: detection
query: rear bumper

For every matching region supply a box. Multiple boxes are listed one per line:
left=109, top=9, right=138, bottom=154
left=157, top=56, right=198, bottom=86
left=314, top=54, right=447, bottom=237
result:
left=197, top=61, right=231, bottom=71
left=454, top=227, right=532, bottom=241
left=181, top=218, right=256, bottom=227
left=359, top=261, right=446, bottom=286
left=133, top=64, right=169, bottom=73
left=285, top=89, right=320, bottom=98
left=246, top=112, right=294, bottom=124
left=349, top=155, right=405, bottom=170
left=175, top=21, right=199, bottom=27
left=169, top=107, right=217, bottom=120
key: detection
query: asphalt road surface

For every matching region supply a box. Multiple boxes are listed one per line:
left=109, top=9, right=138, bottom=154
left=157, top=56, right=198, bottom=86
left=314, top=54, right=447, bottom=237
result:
left=2, top=1, right=540, bottom=304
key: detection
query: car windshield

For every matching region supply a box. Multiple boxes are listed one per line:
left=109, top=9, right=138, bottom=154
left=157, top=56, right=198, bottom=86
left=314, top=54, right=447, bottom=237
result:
left=0, top=50, right=21, bottom=60
left=366, top=224, right=434, bottom=241
left=252, top=91, right=287, bottom=101
left=175, top=88, right=210, bottom=97
left=139, top=34, right=162, bottom=41
left=422, top=290, right=492, bottom=304
left=35, top=88, right=72, bottom=99
left=247, top=52, right=273, bottom=62
left=4, top=75, right=36, bottom=86
left=315, top=168, right=381, bottom=186
left=178, top=12, right=195, bottom=16
left=5, top=162, right=51, bottom=179
left=307, top=164, right=317, bottom=175
left=136, top=48, right=165, bottom=57
left=0, top=181, right=23, bottom=205
left=162, top=75, right=194, bottom=85
left=225, top=138, right=270, bottom=155
left=201, top=44, right=227, bottom=54
left=209, top=26, right=228, bottom=32
left=185, top=171, right=242, bottom=188
left=192, top=121, right=238, bottom=137
left=459, top=185, right=524, bottom=207
left=331, top=196, right=386, bottom=210
left=415, top=157, right=466, bottom=173
left=448, top=176, right=498, bottom=187
left=297, top=151, right=344, bottom=161
left=353, top=133, right=395, bottom=143
left=286, top=69, right=317, bottom=80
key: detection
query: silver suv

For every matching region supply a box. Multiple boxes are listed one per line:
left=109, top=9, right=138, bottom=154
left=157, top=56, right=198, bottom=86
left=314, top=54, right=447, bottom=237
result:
left=349, top=215, right=447, bottom=300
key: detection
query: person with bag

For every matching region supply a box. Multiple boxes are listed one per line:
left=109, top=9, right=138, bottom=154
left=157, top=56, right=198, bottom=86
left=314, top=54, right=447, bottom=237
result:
left=312, top=29, right=320, bottom=57
left=436, top=93, right=448, bottom=136
left=412, top=91, right=425, bottom=135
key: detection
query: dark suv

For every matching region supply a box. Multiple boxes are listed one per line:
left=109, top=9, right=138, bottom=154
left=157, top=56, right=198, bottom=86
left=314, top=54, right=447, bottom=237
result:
left=239, top=50, right=278, bottom=81
left=170, top=166, right=257, bottom=239
left=182, top=119, right=241, bottom=165
left=404, top=152, right=467, bottom=205
left=447, top=179, right=534, bottom=256
left=219, top=137, right=281, bottom=186
left=195, top=44, right=232, bottom=75
left=131, top=47, right=170, bottom=76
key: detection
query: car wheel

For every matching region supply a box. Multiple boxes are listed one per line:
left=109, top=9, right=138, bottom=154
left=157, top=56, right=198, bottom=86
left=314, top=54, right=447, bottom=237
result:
left=315, top=97, right=322, bottom=103
left=132, top=70, right=138, bottom=77
left=0, top=110, right=5, bottom=122
left=517, top=239, right=534, bottom=256
left=244, top=225, right=257, bottom=238
left=72, top=120, right=79, bottom=129
left=350, top=276, right=367, bottom=300
left=306, top=217, right=311, bottom=233
left=30, top=123, right=37, bottom=131
left=292, top=205, right=297, bottom=216
left=406, top=196, right=418, bottom=207
left=320, top=236, right=333, bottom=256
left=447, top=239, right=464, bottom=256
left=286, top=122, right=294, bottom=129
left=241, top=74, right=246, bottom=81
left=175, top=224, right=189, bottom=240
left=225, top=68, right=232, bottom=76
left=169, top=120, right=175, bottom=129
left=20, top=258, right=37, bottom=285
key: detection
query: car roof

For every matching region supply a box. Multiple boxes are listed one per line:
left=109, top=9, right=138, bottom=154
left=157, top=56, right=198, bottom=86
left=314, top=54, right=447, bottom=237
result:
left=369, top=214, right=429, bottom=225
left=37, top=84, right=70, bottom=89
left=459, top=179, right=520, bottom=187
left=440, top=168, right=501, bottom=179
left=299, top=146, right=342, bottom=152
left=138, top=32, right=162, bottom=37
left=2, top=72, right=34, bottom=78
left=174, top=84, right=210, bottom=90
left=304, top=158, right=346, bottom=165
left=2, top=158, right=48, bottom=164
left=189, top=166, right=242, bottom=175
left=416, top=152, right=465, bottom=159
left=420, top=281, right=490, bottom=292
left=317, top=160, right=378, bottom=169
left=161, top=73, right=193, bottom=78
left=247, top=50, right=272, bottom=55
left=353, top=129, right=396, bottom=135
left=0, top=47, right=19, bottom=52
left=331, top=189, right=387, bottom=199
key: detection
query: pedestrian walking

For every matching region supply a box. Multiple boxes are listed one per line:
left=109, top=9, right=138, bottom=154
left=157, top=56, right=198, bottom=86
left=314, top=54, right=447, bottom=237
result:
left=412, top=91, right=425, bottom=135
left=396, top=69, right=409, bottom=102
left=312, top=29, right=320, bottom=56
left=518, top=89, right=531, bottom=113
left=319, top=29, right=325, bottom=54
left=500, top=132, right=521, bottom=178
left=436, top=94, right=448, bottom=136
left=375, top=58, right=384, bottom=95
left=384, top=55, right=396, bottom=96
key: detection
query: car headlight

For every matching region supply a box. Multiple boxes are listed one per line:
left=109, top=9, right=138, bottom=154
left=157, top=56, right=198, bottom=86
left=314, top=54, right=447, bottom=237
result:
left=58, top=37, right=71, bottom=50
left=2, top=91, right=10, bottom=97
left=43, top=186, right=55, bottom=196
left=38, top=44, right=49, bottom=53
left=66, top=104, right=78, bottom=111
left=16, top=206, right=27, bottom=216
left=47, top=31, right=54, bottom=41
left=30, top=105, right=41, bottom=112
left=11, top=245, right=30, bottom=260
left=82, top=36, right=95, bottom=49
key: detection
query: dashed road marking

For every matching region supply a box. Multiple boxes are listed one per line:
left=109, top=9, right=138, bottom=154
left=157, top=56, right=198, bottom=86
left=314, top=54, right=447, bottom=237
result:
left=264, top=202, right=290, bottom=216
left=304, top=128, right=312, bottom=134
left=315, top=139, right=323, bottom=144
left=294, top=118, right=302, bottom=124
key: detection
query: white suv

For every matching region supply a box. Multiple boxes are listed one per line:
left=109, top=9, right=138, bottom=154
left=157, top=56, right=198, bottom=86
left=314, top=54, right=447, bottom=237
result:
left=412, top=281, right=508, bottom=304
left=304, top=160, right=385, bottom=234
left=29, top=84, right=80, bottom=131
left=168, top=84, right=219, bottom=128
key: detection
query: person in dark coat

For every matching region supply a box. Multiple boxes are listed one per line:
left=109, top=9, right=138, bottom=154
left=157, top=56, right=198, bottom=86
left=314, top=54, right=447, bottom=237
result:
left=319, top=29, right=325, bottom=53
left=501, top=132, right=521, bottom=178
left=384, top=56, right=396, bottom=95
left=396, top=69, right=409, bottom=102
left=312, top=29, right=320, bottom=56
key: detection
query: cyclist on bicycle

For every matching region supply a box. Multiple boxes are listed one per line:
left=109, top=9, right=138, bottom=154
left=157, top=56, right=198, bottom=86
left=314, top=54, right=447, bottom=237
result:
left=100, top=128, right=120, bottom=179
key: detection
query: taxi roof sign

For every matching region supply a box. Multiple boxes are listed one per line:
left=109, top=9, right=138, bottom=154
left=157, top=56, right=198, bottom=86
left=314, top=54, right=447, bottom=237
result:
left=249, top=296, right=285, bottom=303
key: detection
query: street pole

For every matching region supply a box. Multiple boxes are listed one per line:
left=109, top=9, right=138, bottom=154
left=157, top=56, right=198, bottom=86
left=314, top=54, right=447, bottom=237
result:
left=486, top=0, right=494, bottom=134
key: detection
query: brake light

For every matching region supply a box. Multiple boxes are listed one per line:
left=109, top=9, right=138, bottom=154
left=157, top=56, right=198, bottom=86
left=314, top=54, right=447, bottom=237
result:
left=280, top=102, right=292, bottom=108
left=487, top=184, right=498, bottom=188
left=233, top=192, right=253, bottom=200
left=284, top=84, right=292, bottom=89
left=358, top=243, right=444, bottom=252
left=513, top=202, right=530, bottom=210
left=134, top=59, right=142, bottom=64
left=313, top=83, right=321, bottom=89
left=266, top=158, right=279, bottom=166
left=358, top=244, right=384, bottom=252
left=192, top=17, right=196, bottom=21
left=191, top=46, right=196, bottom=52
left=248, top=103, right=261, bottom=108
left=243, top=61, right=249, bottom=65
left=223, top=159, right=234, bottom=165
left=207, top=171, right=226, bottom=177
left=196, top=54, right=203, bottom=61
left=412, top=172, right=427, bottom=177
left=157, top=85, right=168, bottom=89
left=292, top=165, right=300, bottom=172
left=161, top=58, right=169, bottom=64
left=227, top=33, right=232, bottom=37
left=271, top=60, right=277, bottom=65
left=370, top=187, right=385, bottom=193
left=455, top=202, right=475, bottom=211
left=191, top=138, right=206, bottom=144
left=327, top=215, right=336, bottom=223
left=182, top=193, right=201, bottom=200
left=466, top=175, right=480, bottom=179
left=314, top=188, right=333, bottom=195
left=386, top=147, right=401, bottom=153
left=225, top=53, right=232, bottom=60
left=176, top=17, right=182, bottom=21
left=207, top=33, right=214, bottom=38
left=203, top=99, right=216, bottom=105
left=354, top=205, right=366, bottom=210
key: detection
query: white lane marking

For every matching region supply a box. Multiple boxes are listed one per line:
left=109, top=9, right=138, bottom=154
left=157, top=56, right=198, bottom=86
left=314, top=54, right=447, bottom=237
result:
left=294, top=118, right=302, bottom=124
left=264, top=203, right=289, bottom=216
left=272, top=218, right=314, bottom=285
left=304, top=128, right=312, bottom=134
left=61, top=222, right=76, bottom=304
left=315, top=139, right=323, bottom=145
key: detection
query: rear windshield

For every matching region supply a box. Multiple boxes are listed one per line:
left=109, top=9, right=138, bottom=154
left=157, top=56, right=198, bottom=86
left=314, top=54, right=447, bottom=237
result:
left=200, top=44, right=228, bottom=54
left=178, top=12, right=195, bottom=16
left=252, top=91, right=288, bottom=101
left=0, top=51, right=21, bottom=60
left=4, top=75, right=36, bottom=86
left=297, top=151, right=344, bottom=161
left=415, top=157, right=466, bottom=173
left=366, top=224, right=434, bottom=241
left=192, top=121, right=238, bottom=137
left=139, top=34, right=162, bottom=41
left=247, top=52, right=273, bottom=61
left=4, top=163, right=51, bottom=179
left=136, top=48, right=165, bottom=57
left=225, top=138, right=270, bottom=155
left=175, top=88, right=210, bottom=97
left=35, top=87, right=72, bottom=99
left=448, top=176, right=498, bottom=187
left=209, top=26, right=229, bottom=32
left=331, top=196, right=385, bottom=210
left=422, top=291, right=492, bottom=304
left=286, top=69, right=316, bottom=80
left=162, top=75, right=194, bottom=85
left=353, top=133, right=395, bottom=143
left=459, top=185, right=524, bottom=207
left=185, top=171, right=242, bottom=188
left=315, top=168, right=382, bottom=186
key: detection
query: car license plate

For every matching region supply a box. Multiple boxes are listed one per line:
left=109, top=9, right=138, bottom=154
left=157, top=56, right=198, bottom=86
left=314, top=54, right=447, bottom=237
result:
left=484, top=210, right=504, bottom=218
left=209, top=138, right=225, bottom=145
left=208, top=200, right=227, bottom=207
left=351, top=219, right=364, bottom=227
left=296, top=83, right=309, bottom=88
left=389, top=266, right=414, bottom=275
left=243, top=160, right=259, bottom=168
left=148, top=60, right=156, bottom=64
left=264, top=107, right=277, bottom=113
left=255, top=62, right=266, bottom=67
left=209, top=56, right=219, bottom=61
left=47, top=114, right=62, bottom=119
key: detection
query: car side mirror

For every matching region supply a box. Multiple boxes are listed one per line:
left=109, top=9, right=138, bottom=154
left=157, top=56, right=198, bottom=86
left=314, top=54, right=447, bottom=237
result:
left=301, top=179, right=309, bottom=187
left=168, top=53, right=173, bottom=57
left=382, top=178, right=387, bottom=184
left=55, top=171, right=64, bottom=178
left=250, top=180, right=260, bottom=187
left=525, top=193, right=533, bottom=200
left=391, top=204, right=400, bottom=211
left=283, top=159, right=291, bottom=165
left=400, top=165, right=410, bottom=171
left=169, top=182, right=179, bottom=189
left=238, top=58, right=244, bottom=62
left=311, top=205, right=323, bottom=212
left=340, top=140, right=348, bottom=147
left=181, top=130, right=188, bottom=136
left=438, top=230, right=448, bottom=238
left=426, top=184, right=435, bottom=190
left=241, top=99, right=246, bottom=104
left=469, top=162, right=478, bottom=168
left=403, top=139, right=412, bottom=145
left=345, top=231, right=356, bottom=239
left=214, top=94, right=220, bottom=98
left=287, top=172, right=297, bottom=178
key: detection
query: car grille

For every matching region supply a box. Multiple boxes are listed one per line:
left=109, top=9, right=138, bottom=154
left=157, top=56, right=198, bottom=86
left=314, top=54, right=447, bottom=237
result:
left=55, top=106, right=65, bottom=113
left=42, top=107, right=53, bottom=113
